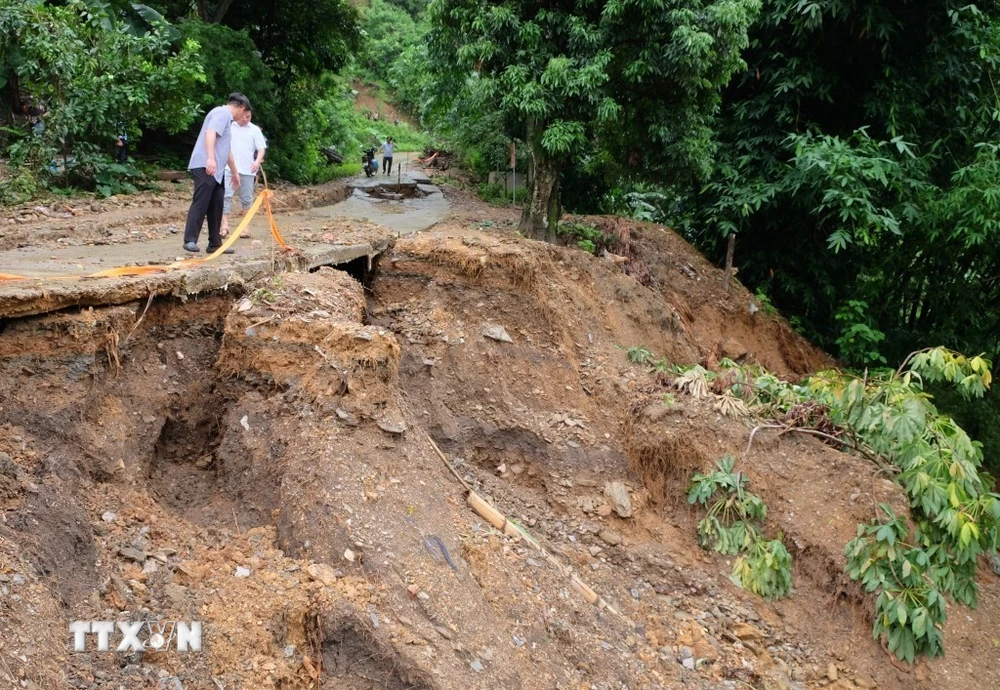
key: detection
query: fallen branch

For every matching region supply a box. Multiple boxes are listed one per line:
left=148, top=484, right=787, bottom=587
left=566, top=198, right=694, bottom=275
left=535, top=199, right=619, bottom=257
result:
left=742, top=423, right=895, bottom=474
left=424, top=430, right=628, bottom=622
left=424, top=430, right=473, bottom=493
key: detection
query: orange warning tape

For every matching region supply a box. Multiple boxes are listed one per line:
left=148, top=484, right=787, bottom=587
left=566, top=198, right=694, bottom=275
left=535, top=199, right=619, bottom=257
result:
left=259, top=166, right=290, bottom=251
left=0, top=183, right=292, bottom=283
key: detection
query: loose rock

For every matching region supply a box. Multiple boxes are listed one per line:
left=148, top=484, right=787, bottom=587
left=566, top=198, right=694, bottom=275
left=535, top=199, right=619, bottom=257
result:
left=604, top=482, right=633, bottom=518
left=119, top=547, right=146, bottom=564
left=598, top=529, right=622, bottom=546
left=306, top=563, right=341, bottom=586
left=483, top=324, right=513, bottom=343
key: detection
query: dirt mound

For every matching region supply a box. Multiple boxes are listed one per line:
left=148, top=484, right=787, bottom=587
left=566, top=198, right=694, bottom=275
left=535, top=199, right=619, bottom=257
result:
left=0, top=207, right=998, bottom=690
left=577, top=214, right=832, bottom=376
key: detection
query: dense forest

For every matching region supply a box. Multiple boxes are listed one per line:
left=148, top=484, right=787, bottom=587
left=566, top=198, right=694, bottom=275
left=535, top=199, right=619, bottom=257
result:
left=2, top=0, right=1000, bottom=664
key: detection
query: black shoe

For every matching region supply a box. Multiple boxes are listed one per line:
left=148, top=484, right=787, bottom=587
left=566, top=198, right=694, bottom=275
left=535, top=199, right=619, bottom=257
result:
left=183, top=242, right=200, bottom=253
left=207, top=246, right=235, bottom=255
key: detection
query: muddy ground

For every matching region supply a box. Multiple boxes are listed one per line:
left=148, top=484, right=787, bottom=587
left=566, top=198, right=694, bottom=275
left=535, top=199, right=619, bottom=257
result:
left=0, top=175, right=997, bottom=690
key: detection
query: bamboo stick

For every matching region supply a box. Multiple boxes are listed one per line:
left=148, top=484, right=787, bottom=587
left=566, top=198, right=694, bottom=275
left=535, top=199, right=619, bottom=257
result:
left=424, top=430, right=626, bottom=620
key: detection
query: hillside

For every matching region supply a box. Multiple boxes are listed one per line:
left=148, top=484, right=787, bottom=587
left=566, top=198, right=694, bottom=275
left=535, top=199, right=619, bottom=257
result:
left=0, top=177, right=997, bottom=690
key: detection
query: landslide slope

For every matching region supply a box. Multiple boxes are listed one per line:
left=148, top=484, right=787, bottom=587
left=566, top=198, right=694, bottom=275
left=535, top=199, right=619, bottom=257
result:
left=0, top=212, right=996, bottom=690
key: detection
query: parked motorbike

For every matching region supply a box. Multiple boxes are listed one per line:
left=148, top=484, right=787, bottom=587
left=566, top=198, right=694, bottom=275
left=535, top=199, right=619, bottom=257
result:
left=362, top=148, right=378, bottom=177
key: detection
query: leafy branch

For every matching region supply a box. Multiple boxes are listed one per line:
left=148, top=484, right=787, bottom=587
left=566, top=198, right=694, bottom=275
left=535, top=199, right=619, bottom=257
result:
left=688, top=456, right=793, bottom=600
left=630, top=344, right=998, bottom=661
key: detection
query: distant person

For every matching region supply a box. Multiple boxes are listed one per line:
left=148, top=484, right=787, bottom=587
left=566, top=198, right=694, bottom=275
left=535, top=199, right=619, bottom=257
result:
left=382, top=136, right=394, bottom=175
left=20, top=99, right=47, bottom=136
left=182, top=93, right=250, bottom=254
left=221, top=107, right=267, bottom=237
left=115, top=124, right=129, bottom=164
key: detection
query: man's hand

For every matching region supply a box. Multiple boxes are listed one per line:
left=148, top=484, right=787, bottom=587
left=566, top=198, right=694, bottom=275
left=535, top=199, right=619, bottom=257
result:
left=231, top=173, right=240, bottom=190
left=206, top=158, right=217, bottom=176
left=250, top=161, right=260, bottom=173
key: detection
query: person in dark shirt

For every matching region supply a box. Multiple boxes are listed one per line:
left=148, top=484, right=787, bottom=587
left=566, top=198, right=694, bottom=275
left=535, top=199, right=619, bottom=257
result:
left=20, top=99, right=47, bottom=136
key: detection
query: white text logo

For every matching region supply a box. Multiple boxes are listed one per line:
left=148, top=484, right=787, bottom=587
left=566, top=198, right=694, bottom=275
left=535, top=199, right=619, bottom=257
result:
left=69, top=621, right=202, bottom=652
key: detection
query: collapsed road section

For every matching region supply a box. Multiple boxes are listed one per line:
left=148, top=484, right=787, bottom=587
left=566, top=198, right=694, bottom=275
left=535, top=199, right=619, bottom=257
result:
left=0, top=228, right=393, bottom=320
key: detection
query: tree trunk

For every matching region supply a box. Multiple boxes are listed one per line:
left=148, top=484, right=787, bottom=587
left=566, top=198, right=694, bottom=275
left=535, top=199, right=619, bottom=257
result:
left=545, top=174, right=560, bottom=243
left=518, top=146, right=559, bottom=241
left=722, top=233, right=736, bottom=292
left=211, top=0, right=236, bottom=23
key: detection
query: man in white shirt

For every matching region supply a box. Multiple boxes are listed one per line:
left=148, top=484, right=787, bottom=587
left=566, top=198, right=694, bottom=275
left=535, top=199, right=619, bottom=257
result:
left=222, top=108, right=267, bottom=236
left=382, top=137, right=394, bottom=175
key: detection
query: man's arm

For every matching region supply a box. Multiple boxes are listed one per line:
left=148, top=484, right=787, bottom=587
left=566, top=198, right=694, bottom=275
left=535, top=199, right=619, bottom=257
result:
left=205, top=130, right=218, bottom=176
left=228, top=151, right=240, bottom=189
left=251, top=128, right=267, bottom=173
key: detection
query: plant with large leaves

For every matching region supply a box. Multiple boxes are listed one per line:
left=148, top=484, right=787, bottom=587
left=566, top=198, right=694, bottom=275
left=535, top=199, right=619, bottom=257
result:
left=0, top=0, right=202, bottom=195
left=690, top=1, right=1000, bottom=366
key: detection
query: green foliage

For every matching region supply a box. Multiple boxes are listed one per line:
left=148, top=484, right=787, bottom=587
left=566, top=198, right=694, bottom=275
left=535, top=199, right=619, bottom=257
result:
left=845, top=507, right=947, bottom=662
left=753, top=289, right=778, bottom=316
left=654, top=344, right=997, bottom=659
left=601, top=182, right=674, bottom=224
left=91, top=158, right=142, bottom=198
left=140, top=1, right=362, bottom=187
left=222, top=0, right=360, bottom=79
left=784, top=129, right=906, bottom=253
left=906, top=349, right=993, bottom=400
left=834, top=300, right=887, bottom=367
left=687, top=0, right=1000, bottom=382
left=0, top=160, right=38, bottom=205
left=808, top=353, right=999, bottom=617
left=626, top=346, right=653, bottom=365
left=429, top=77, right=525, bottom=179
left=428, top=0, right=762, bottom=232
left=476, top=182, right=515, bottom=205
left=688, top=455, right=792, bottom=600
left=177, top=20, right=278, bottom=135
left=358, top=0, right=428, bottom=87
left=0, top=0, right=203, bottom=194
left=683, top=346, right=997, bottom=660
left=733, top=537, right=793, bottom=602
left=556, top=222, right=609, bottom=255
left=365, top=117, right=429, bottom=154
left=677, top=1, right=1000, bottom=477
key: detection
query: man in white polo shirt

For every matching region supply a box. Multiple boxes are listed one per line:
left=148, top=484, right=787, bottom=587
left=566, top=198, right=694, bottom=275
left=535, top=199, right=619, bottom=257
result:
left=221, top=107, right=267, bottom=236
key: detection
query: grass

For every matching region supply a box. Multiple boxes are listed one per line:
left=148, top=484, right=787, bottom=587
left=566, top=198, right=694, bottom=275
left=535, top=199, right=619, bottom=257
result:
left=326, top=161, right=363, bottom=179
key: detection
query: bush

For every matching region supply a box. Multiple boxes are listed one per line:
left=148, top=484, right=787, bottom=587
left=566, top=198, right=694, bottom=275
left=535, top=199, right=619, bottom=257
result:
left=178, top=20, right=279, bottom=139
left=1, top=0, right=203, bottom=196
left=688, top=455, right=793, bottom=600
left=556, top=222, right=611, bottom=255
left=476, top=182, right=511, bottom=204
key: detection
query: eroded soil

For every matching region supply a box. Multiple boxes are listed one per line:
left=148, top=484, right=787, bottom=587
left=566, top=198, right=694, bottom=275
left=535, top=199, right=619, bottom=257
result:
left=0, top=177, right=997, bottom=690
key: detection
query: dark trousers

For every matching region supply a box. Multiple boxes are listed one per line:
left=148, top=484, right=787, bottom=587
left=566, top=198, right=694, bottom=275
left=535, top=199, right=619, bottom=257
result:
left=184, top=168, right=224, bottom=247
left=383, top=156, right=393, bottom=174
